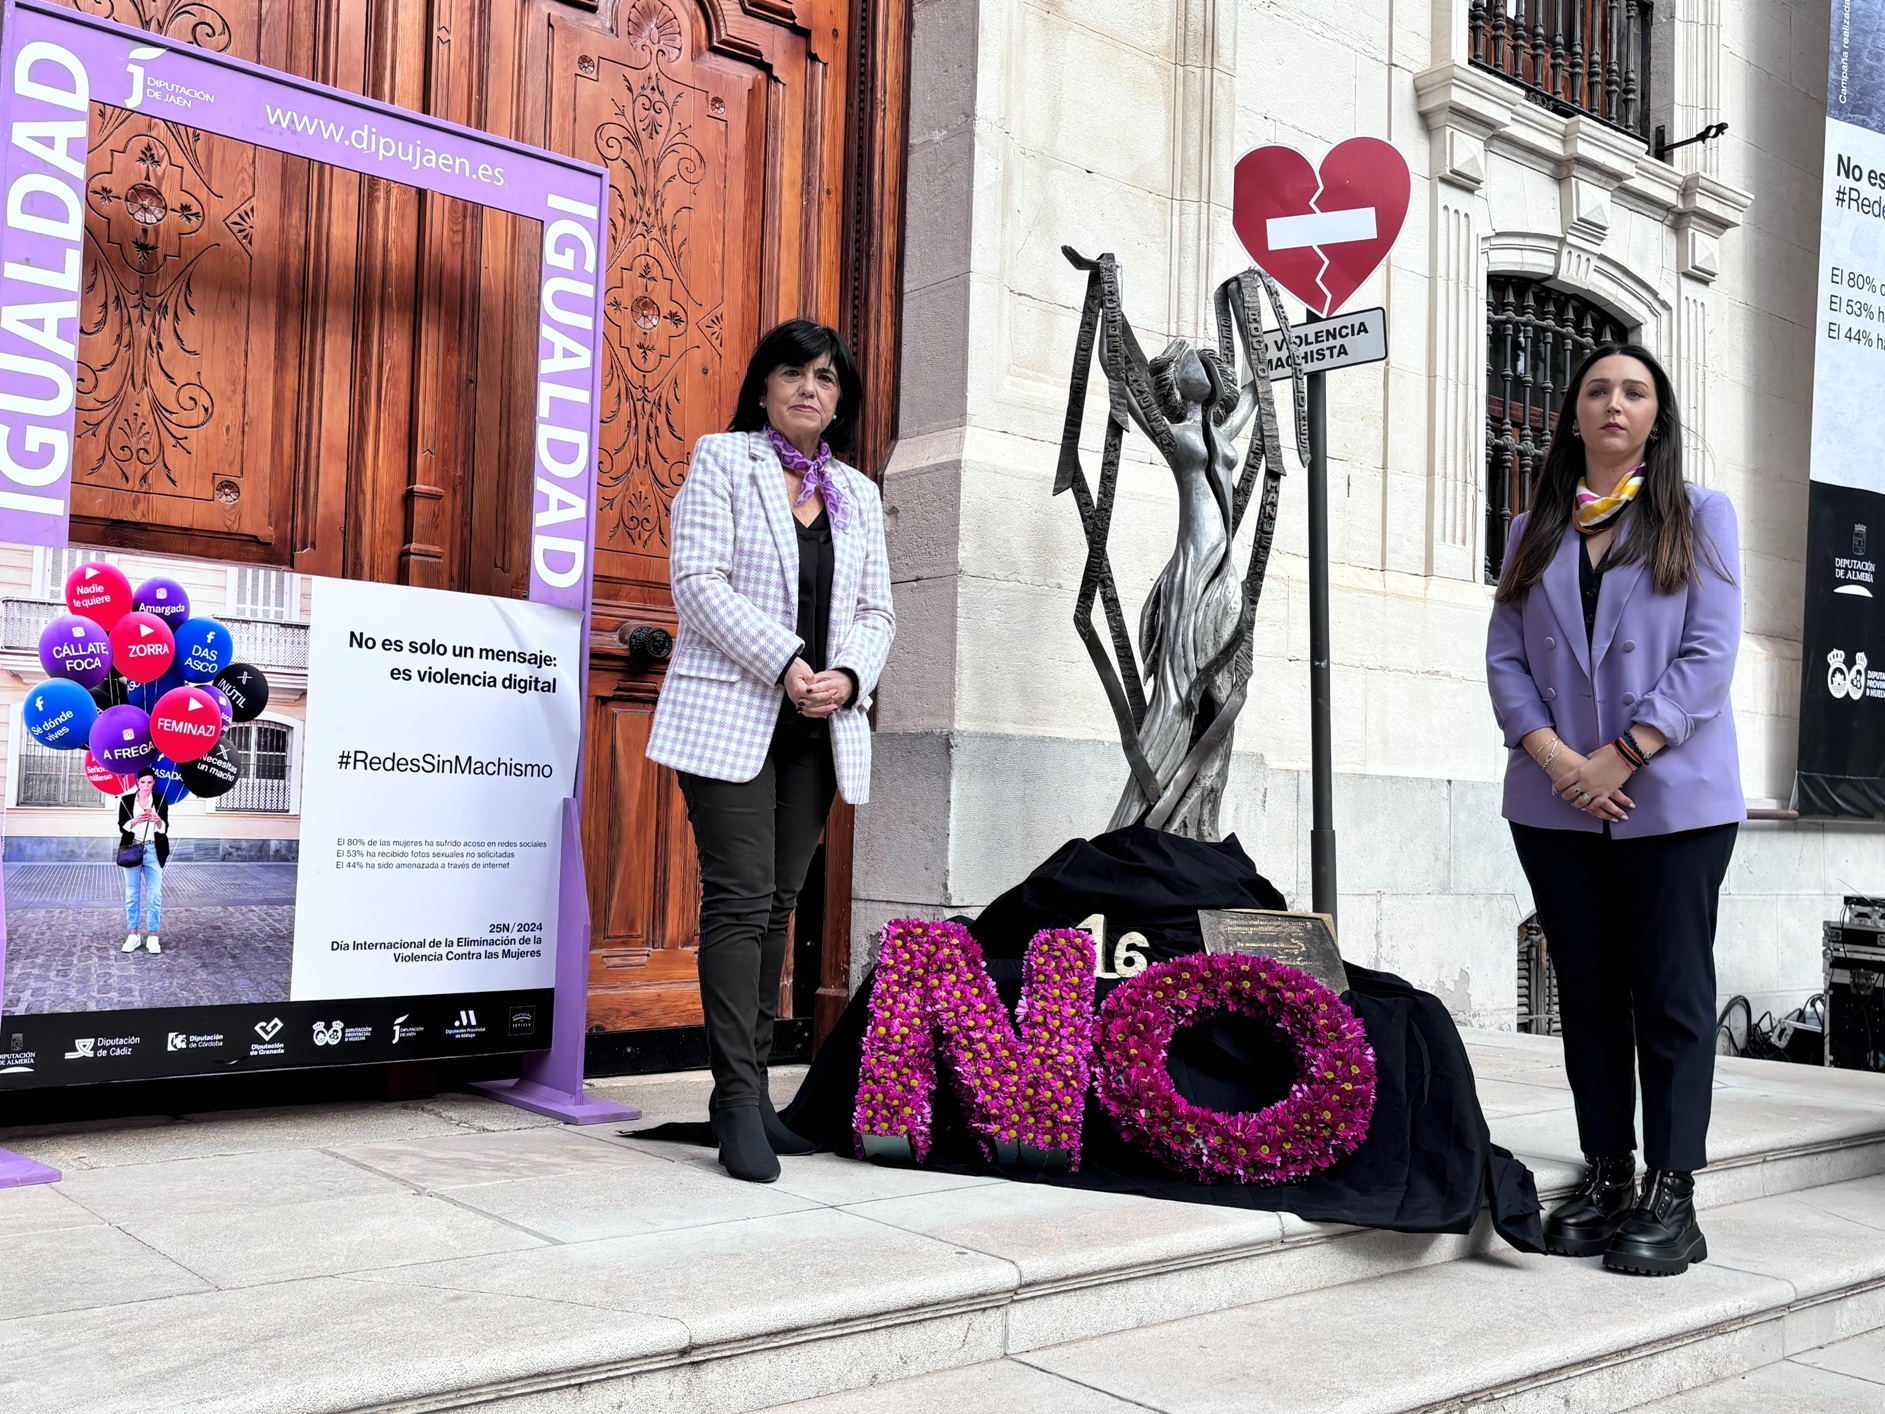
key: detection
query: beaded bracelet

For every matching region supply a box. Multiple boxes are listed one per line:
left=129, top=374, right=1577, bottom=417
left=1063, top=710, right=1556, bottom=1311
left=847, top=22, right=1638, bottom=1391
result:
left=1614, top=731, right=1649, bottom=772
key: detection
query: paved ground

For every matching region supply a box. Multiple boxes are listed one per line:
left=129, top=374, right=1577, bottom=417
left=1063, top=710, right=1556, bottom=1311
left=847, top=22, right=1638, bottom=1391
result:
left=1, top=1039, right=1882, bottom=1413
left=2, top=862, right=296, bottom=1013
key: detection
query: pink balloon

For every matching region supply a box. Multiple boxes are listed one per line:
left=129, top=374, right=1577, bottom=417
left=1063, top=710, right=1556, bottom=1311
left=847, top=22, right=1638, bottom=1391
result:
left=108, top=611, right=176, bottom=685
left=149, top=685, right=223, bottom=763
left=64, top=561, right=132, bottom=630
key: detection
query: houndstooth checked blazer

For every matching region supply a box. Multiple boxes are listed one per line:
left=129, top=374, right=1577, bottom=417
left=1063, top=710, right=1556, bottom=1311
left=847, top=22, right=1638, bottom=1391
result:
left=646, top=429, right=896, bottom=803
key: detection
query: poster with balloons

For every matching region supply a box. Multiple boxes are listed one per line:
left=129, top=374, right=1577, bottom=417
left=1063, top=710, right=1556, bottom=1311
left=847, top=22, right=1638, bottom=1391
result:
left=0, top=547, right=581, bottom=1089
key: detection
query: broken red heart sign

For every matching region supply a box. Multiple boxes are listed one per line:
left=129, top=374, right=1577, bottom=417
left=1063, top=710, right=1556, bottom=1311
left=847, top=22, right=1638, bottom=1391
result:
left=1232, top=138, right=1411, bottom=318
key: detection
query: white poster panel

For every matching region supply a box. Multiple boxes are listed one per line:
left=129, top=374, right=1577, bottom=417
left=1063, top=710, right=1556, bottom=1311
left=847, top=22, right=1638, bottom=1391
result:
left=290, top=578, right=583, bottom=1001
left=1809, top=115, right=1885, bottom=495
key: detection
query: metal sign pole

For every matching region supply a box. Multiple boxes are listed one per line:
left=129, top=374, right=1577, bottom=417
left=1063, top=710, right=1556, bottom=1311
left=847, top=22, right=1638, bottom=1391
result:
left=1306, top=371, right=1337, bottom=921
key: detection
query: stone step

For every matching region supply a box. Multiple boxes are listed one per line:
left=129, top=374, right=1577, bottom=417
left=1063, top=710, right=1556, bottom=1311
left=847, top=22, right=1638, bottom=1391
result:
left=5, top=1036, right=1882, bottom=1414
left=1623, top=1327, right=1885, bottom=1411
left=758, top=1174, right=1885, bottom=1414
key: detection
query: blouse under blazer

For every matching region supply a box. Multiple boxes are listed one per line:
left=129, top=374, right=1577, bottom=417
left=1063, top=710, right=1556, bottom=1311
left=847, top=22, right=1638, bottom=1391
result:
left=646, top=430, right=895, bottom=804
left=1485, top=485, right=1744, bottom=838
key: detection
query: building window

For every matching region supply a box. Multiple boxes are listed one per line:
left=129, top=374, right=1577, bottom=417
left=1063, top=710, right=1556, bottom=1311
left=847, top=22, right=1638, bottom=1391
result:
left=228, top=566, right=297, bottom=622
left=1469, top=1, right=1654, bottom=141
left=36, top=546, right=111, bottom=601
left=17, top=735, right=112, bottom=808
left=1484, top=275, right=1630, bottom=583
left=216, top=721, right=293, bottom=813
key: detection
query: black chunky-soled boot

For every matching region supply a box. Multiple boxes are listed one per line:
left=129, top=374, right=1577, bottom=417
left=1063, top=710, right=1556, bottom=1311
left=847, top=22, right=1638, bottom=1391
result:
left=758, top=1092, right=818, bottom=1155
left=1604, top=1169, right=1706, bottom=1276
left=711, top=1103, right=781, bottom=1183
left=1543, top=1155, right=1637, bottom=1257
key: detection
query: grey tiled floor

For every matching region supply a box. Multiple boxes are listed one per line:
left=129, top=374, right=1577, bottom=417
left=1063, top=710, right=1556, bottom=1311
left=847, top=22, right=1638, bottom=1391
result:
left=2, top=862, right=295, bottom=1013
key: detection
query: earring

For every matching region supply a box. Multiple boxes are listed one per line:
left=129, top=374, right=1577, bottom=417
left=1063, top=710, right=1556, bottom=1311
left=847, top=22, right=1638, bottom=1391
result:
left=1571, top=425, right=1582, bottom=439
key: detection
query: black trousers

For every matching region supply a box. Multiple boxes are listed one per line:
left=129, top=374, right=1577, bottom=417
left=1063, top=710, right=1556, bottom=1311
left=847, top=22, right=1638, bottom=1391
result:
left=1512, top=821, right=1738, bottom=1172
left=678, top=721, right=837, bottom=1109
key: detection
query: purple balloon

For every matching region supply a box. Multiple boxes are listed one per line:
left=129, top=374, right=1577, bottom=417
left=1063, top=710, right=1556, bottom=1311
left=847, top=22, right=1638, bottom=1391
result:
left=203, top=683, right=235, bottom=729
left=132, top=577, right=190, bottom=626
left=89, top=704, right=155, bottom=775
left=38, top=614, right=112, bottom=689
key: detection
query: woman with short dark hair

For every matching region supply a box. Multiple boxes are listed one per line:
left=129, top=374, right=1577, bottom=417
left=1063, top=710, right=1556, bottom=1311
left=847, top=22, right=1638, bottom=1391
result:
left=1487, top=343, right=1742, bottom=1277
left=647, top=319, right=895, bottom=1183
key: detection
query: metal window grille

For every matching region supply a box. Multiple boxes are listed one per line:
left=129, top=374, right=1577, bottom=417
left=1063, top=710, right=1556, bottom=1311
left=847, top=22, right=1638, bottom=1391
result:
left=16, top=735, right=112, bottom=808
left=229, top=566, right=297, bottom=622
left=1484, top=275, right=1630, bottom=583
left=1469, top=1, right=1654, bottom=141
left=1517, top=913, right=1562, bottom=1035
left=215, top=721, right=293, bottom=813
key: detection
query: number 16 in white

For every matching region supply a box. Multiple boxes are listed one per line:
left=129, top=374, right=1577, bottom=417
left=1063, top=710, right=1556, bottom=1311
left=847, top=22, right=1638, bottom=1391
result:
left=1078, top=913, right=1149, bottom=980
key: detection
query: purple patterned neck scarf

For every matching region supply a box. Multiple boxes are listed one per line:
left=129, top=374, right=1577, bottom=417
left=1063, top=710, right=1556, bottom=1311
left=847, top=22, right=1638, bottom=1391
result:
left=766, top=423, right=849, bottom=531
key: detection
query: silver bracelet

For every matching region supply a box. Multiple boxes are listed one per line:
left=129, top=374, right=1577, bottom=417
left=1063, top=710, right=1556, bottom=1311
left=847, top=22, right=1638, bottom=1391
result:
left=1537, top=736, right=1562, bottom=775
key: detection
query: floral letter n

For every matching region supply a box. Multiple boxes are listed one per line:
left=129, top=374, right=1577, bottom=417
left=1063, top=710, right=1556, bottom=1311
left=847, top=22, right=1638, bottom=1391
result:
left=855, top=919, right=1097, bottom=1171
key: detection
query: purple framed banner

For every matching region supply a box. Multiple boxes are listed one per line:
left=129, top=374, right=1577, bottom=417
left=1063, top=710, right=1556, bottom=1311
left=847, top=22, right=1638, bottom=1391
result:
left=0, top=0, right=633, bottom=1182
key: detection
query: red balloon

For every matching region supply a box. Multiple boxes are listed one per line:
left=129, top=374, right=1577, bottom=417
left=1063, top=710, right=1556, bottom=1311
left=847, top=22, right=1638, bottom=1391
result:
left=82, top=749, right=134, bottom=796
left=108, top=611, right=176, bottom=684
left=65, top=561, right=133, bottom=630
left=150, top=685, right=222, bottom=763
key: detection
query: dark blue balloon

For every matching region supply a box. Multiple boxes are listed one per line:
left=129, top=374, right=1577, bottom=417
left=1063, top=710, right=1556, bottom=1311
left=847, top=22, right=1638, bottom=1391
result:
left=150, top=753, right=191, bottom=804
left=23, top=678, right=99, bottom=750
left=174, top=616, right=233, bottom=683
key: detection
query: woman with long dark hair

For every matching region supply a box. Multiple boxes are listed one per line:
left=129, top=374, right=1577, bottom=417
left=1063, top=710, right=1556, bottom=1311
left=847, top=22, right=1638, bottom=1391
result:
left=118, top=766, right=169, bottom=954
left=647, top=320, right=895, bottom=1183
left=1486, top=343, right=1742, bottom=1277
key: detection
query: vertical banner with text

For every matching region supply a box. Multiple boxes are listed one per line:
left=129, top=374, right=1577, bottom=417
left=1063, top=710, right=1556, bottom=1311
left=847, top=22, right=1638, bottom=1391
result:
left=1801, top=0, right=1885, bottom=815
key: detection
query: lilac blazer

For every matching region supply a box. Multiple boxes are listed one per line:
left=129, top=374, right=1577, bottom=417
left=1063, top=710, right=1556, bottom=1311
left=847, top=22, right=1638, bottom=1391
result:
left=1485, top=486, right=1744, bottom=837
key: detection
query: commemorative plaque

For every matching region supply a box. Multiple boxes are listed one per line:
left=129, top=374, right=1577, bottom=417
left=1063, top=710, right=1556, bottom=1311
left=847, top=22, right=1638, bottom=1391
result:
left=1198, top=909, right=1348, bottom=994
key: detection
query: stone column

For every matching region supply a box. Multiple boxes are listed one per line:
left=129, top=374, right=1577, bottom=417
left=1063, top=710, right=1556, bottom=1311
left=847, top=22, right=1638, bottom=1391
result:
left=1414, top=65, right=1514, bottom=581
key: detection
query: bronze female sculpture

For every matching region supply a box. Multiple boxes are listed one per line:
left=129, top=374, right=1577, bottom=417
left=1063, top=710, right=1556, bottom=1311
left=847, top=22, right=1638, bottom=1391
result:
left=1057, top=250, right=1307, bottom=840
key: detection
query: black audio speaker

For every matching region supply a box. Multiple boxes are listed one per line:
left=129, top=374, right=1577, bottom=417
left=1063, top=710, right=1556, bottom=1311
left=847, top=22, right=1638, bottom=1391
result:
left=1824, top=897, right=1885, bottom=1073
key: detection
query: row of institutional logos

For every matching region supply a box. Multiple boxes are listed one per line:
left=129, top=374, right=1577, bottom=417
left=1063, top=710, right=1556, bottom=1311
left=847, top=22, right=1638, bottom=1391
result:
left=1827, top=519, right=1882, bottom=701
left=0, top=991, right=554, bottom=1087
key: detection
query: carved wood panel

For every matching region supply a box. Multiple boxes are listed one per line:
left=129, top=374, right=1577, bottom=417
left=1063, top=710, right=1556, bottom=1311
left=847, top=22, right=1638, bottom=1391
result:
left=63, top=0, right=309, bottom=563
left=50, top=0, right=909, bottom=1046
left=551, top=1, right=766, bottom=616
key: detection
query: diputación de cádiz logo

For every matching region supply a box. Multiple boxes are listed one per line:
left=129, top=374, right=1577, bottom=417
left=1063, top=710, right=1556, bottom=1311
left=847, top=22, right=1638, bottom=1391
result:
left=1828, top=649, right=1870, bottom=701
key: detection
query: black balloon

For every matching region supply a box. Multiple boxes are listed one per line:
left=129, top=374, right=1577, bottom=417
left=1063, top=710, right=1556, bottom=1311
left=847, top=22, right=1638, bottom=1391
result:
left=178, top=740, right=241, bottom=797
left=213, top=662, right=269, bottom=722
left=89, top=669, right=128, bottom=711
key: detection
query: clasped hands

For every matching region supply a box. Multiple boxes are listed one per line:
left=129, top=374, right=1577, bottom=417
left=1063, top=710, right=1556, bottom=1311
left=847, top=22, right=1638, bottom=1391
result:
left=1523, top=728, right=1633, bottom=823
left=783, top=657, right=850, bottom=718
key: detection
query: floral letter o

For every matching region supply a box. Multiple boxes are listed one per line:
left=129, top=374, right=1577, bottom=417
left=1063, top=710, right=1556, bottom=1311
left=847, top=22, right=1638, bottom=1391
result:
left=1093, top=953, right=1378, bottom=1184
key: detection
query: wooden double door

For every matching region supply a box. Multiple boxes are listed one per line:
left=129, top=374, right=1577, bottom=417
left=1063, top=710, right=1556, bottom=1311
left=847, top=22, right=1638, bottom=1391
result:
left=56, top=0, right=908, bottom=1041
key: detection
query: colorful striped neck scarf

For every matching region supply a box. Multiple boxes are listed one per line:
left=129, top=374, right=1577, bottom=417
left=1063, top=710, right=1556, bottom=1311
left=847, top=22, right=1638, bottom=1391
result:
left=766, top=423, right=848, bottom=531
left=1573, top=468, right=1644, bottom=535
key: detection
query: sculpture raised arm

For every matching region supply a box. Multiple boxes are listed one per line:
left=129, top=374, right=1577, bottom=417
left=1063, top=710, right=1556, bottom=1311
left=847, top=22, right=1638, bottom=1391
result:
left=1055, top=250, right=1310, bottom=840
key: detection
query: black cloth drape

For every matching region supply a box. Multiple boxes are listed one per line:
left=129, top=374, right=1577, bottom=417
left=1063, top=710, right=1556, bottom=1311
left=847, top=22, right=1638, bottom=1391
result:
left=647, top=827, right=1543, bottom=1251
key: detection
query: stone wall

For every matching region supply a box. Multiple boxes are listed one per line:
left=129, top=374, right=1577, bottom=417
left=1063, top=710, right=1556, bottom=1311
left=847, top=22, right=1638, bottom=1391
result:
left=863, top=0, right=1875, bottom=1028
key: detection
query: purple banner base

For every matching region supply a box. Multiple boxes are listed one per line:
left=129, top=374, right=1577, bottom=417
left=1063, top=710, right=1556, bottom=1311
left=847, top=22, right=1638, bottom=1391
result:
left=0, top=1149, right=60, bottom=1187
left=468, top=1077, right=639, bottom=1125
left=471, top=798, right=638, bottom=1125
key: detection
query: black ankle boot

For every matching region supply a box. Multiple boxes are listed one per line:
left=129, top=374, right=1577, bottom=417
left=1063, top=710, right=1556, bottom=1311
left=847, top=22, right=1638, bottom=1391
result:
left=759, top=1092, right=818, bottom=1155
left=1544, top=1155, right=1637, bottom=1256
left=1604, top=1169, right=1706, bottom=1276
left=711, top=1103, right=781, bottom=1183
